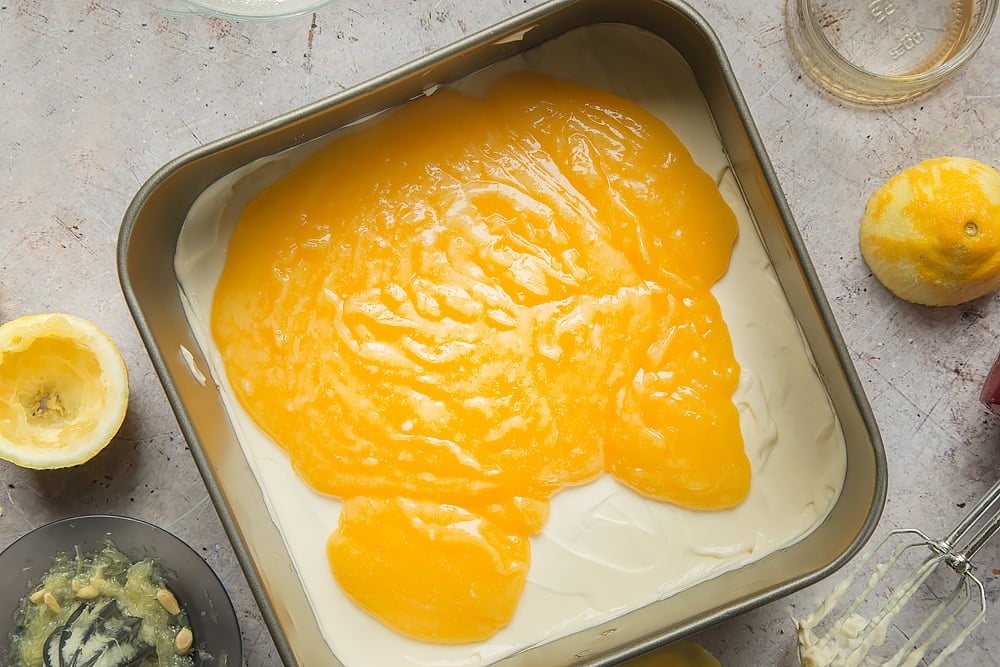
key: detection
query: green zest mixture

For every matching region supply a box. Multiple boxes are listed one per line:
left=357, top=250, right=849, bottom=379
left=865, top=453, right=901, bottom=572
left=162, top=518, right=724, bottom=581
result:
left=11, top=543, right=195, bottom=667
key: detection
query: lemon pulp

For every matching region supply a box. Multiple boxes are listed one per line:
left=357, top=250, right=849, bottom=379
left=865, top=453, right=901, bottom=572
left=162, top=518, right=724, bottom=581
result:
left=11, top=543, right=193, bottom=667
left=212, top=72, right=749, bottom=642
left=0, top=313, right=129, bottom=469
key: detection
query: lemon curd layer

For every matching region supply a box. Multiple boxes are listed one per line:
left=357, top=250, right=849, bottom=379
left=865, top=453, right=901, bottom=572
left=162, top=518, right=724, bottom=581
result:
left=211, top=71, right=750, bottom=643
left=175, top=24, right=847, bottom=667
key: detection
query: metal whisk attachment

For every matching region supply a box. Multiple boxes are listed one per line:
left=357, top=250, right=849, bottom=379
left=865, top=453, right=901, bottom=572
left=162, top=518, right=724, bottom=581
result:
left=797, top=477, right=1000, bottom=667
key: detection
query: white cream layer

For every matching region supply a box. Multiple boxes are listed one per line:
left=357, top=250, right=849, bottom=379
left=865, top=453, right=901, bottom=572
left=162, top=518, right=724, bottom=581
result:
left=174, top=24, right=847, bottom=667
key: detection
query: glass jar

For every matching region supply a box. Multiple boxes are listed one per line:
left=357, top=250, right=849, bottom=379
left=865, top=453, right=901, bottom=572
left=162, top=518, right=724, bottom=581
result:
left=787, top=0, right=998, bottom=104
left=181, top=0, right=334, bottom=20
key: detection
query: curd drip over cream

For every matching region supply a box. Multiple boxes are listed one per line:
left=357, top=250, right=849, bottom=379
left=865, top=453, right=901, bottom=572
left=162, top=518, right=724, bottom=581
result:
left=211, top=72, right=750, bottom=642
left=175, top=24, right=848, bottom=667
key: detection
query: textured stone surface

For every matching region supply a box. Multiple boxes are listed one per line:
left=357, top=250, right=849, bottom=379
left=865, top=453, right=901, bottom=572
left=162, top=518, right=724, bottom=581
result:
left=1, top=1, right=998, bottom=665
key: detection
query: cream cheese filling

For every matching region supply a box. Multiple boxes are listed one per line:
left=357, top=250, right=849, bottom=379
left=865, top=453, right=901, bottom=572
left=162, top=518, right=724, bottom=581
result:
left=174, top=23, right=847, bottom=667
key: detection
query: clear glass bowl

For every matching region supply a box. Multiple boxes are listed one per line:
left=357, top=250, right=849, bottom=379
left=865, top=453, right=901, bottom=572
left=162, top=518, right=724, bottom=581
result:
left=182, top=0, right=333, bottom=20
left=0, top=515, right=241, bottom=666
left=787, top=0, right=998, bottom=104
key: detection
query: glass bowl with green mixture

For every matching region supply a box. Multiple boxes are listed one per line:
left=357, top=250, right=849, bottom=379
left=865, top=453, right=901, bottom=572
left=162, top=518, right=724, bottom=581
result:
left=0, top=515, right=241, bottom=667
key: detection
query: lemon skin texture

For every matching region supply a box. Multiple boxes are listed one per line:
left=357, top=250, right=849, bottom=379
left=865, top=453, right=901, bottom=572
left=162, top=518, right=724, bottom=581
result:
left=859, top=156, right=1000, bottom=307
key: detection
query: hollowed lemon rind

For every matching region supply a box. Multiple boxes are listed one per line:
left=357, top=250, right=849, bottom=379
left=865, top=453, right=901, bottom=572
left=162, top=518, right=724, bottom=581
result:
left=0, top=313, right=129, bottom=469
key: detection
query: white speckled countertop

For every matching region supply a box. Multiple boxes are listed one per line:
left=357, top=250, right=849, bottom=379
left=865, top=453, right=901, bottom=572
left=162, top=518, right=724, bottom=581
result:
left=1, top=1, right=998, bottom=665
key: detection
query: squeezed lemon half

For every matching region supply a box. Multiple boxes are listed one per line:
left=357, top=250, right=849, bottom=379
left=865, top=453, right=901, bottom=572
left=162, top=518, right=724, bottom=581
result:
left=0, top=313, right=129, bottom=469
left=623, top=640, right=721, bottom=666
left=859, top=156, right=1000, bottom=307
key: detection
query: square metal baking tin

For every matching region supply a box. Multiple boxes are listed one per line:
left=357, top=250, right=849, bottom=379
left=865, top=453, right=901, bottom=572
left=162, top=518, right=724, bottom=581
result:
left=118, top=1, right=887, bottom=665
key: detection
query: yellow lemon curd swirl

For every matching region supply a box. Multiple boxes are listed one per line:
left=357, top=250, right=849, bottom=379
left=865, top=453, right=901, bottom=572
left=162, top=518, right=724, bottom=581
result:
left=211, top=72, right=750, bottom=643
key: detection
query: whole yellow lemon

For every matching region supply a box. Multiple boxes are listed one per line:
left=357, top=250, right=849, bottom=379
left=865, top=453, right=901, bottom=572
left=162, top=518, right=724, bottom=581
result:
left=859, top=156, right=1000, bottom=306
